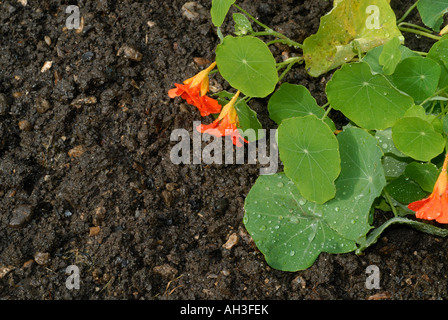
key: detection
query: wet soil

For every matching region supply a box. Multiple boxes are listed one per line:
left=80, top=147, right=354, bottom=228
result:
left=1, top=0, right=447, bottom=300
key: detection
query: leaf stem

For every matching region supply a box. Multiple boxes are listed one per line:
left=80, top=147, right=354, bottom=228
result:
left=321, top=104, right=332, bottom=121
left=420, top=85, right=448, bottom=106
left=383, top=190, right=399, bottom=217
left=278, top=57, right=303, bottom=81
left=398, top=22, right=434, bottom=34
left=251, top=31, right=303, bottom=48
left=233, top=4, right=270, bottom=30
left=233, top=4, right=303, bottom=49
left=398, top=26, right=441, bottom=41
left=396, top=1, right=419, bottom=24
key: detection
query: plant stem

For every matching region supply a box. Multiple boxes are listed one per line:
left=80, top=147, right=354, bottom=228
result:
left=356, top=216, right=448, bottom=254
left=233, top=4, right=303, bottom=49
left=412, top=50, right=428, bottom=56
left=420, top=85, right=448, bottom=106
left=398, top=22, right=434, bottom=34
left=251, top=31, right=303, bottom=48
left=321, top=104, right=332, bottom=121
left=276, top=56, right=302, bottom=69
left=398, top=26, right=441, bottom=41
left=397, top=1, right=419, bottom=24
left=383, top=190, right=399, bottom=217
left=233, top=4, right=270, bottom=30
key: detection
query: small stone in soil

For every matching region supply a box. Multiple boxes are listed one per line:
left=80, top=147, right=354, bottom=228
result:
left=8, top=205, right=33, bottom=228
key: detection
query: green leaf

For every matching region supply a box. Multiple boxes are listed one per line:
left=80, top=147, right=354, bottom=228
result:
left=322, top=127, right=386, bottom=240
left=386, top=175, right=427, bottom=204
left=392, top=117, right=446, bottom=161
left=267, top=83, right=336, bottom=131
left=278, top=115, right=340, bottom=204
left=216, top=36, right=278, bottom=98
left=375, top=127, right=406, bottom=157
left=404, top=162, right=439, bottom=193
left=211, top=0, right=236, bottom=27
left=234, top=100, right=264, bottom=142
left=243, top=173, right=357, bottom=271
left=391, top=56, right=441, bottom=102
left=243, top=127, right=386, bottom=271
left=427, top=40, right=448, bottom=88
left=382, top=154, right=411, bottom=178
left=302, top=0, right=403, bottom=77
left=363, top=44, right=419, bottom=74
left=379, top=37, right=402, bottom=75
left=326, top=62, right=414, bottom=130
left=417, top=0, right=448, bottom=32
left=233, top=13, right=252, bottom=35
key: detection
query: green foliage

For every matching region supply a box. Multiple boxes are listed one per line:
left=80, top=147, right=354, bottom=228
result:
left=244, top=128, right=386, bottom=271
left=216, top=36, right=278, bottom=98
left=416, top=0, right=448, bottom=32
left=326, top=62, right=413, bottom=130
left=278, top=115, right=340, bottom=204
left=211, top=0, right=236, bottom=27
left=201, top=0, right=448, bottom=272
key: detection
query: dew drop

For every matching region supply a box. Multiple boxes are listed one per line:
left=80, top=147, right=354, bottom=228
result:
left=277, top=182, right=284, bottom=188
left=289, top=250, right=295, bottom=256
left=260, top=225, right=267, bottom=231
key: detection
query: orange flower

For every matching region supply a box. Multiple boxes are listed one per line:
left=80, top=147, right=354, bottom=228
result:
left=408, top=153, right=448, bottom=223
left=168, top=62, right=221, bottom=116
left=196, top=91, right=248, bottom=147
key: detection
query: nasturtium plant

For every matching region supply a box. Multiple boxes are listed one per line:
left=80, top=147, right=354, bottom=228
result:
left=170, top=0, right=448, bottom=272
left=244, top=128, right=386, bottom=271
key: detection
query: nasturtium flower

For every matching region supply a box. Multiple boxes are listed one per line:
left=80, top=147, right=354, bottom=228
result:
left=197, top=90, right=248, bottom=147
left=408, top=154, right=448, bottom=223
left=168, top=62, right=221, bottom=116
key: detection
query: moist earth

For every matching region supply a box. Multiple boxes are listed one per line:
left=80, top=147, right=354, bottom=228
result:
left=0, top=0, right=447, bottom=300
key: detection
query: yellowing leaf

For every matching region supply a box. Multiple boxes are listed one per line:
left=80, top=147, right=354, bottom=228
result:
left=303, top=0, right=402, bottom=77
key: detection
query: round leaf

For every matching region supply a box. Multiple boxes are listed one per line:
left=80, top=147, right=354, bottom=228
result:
left=391, top=56, right=441, bottom=102
left=268, top=83, right=335, bottom=130
left=216, top=36, right=278, bottom=98
left=278, top=115, right=340, bottom=204
left=392, top=117, right=445, bottom=161
left=326, top=62, right=414, bottom=130
left=243, top=173, right=357, bottom=271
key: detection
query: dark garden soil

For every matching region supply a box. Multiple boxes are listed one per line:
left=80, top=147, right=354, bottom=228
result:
left=1, top=0, right=448, bottom=300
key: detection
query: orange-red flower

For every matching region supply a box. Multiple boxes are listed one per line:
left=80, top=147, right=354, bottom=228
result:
left=168, top=62, right=221, bottom=116
left=408, top=154, right=448, bottom=223
left=196, top=90, right=248, bottom=147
